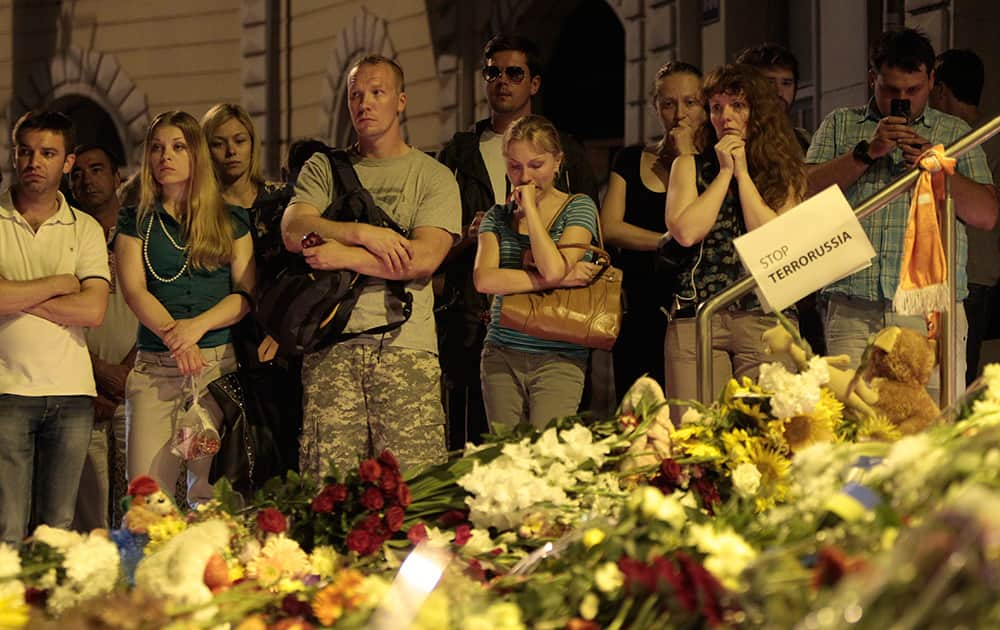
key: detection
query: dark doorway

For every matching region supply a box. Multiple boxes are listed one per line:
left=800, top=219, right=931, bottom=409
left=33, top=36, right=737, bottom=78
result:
left=49, top=94, right=126, bottom=164
left=541, top=0, right=625, bottom=143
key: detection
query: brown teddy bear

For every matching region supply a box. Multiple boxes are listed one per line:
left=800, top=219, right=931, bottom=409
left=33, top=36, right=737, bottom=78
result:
left=865, top=326, right=940, bottom=434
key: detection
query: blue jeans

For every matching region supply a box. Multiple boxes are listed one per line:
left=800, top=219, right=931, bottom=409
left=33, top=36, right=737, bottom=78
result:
left=0, top=395, right=94, bottom=543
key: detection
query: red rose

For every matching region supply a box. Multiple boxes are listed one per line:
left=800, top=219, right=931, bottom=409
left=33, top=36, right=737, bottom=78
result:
left=346, top=529, right=373, bottom=554
left=406, top=523, right=428, bottom=544
left=256, top=507, right=287, bottom=534
left=385, top=506, right=405, bottom=532
left=377, top=449, right=400, bottom=471
left=465, top=558, right=486, bottom=582
left=454, top=524, right=472, bottom=546
left=325, top=483, right=348, bottom=503
left=617, top=557, right=656, bottom=592
left=359, top=459, right=382, bottom=483
left=311, top=493, right=334, bottom=514
left=360, top=513, right=383, bottom=532
left=272, top=618, right=314, bottom=630
left=379, top=468, right=399, bottom=493
left=437, top=510, right=467, bottom=527
left=360, top=486, right=385, bottom=511
left=396, top=482, right=412, bottom=507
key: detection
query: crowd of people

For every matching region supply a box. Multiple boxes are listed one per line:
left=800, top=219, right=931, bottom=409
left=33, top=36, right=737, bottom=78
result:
left=0, top=27, right=997, bottom=542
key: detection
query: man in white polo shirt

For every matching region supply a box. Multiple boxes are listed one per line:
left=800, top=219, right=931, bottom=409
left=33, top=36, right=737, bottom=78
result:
left=0, top=111, right=110, bottom=543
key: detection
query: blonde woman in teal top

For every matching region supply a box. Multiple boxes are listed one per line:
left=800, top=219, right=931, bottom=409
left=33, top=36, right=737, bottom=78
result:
left=115, top=110, right=254, bottom=506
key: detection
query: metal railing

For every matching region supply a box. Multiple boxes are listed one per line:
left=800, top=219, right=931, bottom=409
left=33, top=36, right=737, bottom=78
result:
left=694, top=113, right=1000, bottom=407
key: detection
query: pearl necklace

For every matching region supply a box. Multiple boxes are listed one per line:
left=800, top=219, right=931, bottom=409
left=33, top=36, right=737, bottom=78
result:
left=142, top=210, right=189, bottom=283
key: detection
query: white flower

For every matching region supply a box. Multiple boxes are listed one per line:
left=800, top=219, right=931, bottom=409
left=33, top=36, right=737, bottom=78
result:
left=688, top=523, right=757, bottom=591
left=757, top=361, right=826, bottom=418
left=31, top=525, right=83, bottom=552
left=135, top=520, right=231, bottom=615
left=308, top=546, right=339, bottom=579
left=239, top=538, right=262, bottom=565
left=0, top=543, right=21, bottom=579
left=594, top=562, right=624, bottom=594
left=680, top=408, right=704, bottom=425
left=732, top=462, right=762, bottom=497
left=579, top=592, right=600, bottom=620
left=63, top=535, right=120, bottom=589
left=460, top=528, right=497, bottom=556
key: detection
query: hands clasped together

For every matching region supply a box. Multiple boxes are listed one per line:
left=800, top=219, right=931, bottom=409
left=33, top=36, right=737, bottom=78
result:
left=161, top=318, right=210, bottom=375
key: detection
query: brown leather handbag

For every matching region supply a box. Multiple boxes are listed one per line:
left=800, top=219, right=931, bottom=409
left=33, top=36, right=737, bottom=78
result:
left=498, top=196, right=623, bottom=351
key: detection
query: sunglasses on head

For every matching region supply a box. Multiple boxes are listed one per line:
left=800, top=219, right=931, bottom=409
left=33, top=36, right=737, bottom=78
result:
left=482, top=65, right=527, bottom=83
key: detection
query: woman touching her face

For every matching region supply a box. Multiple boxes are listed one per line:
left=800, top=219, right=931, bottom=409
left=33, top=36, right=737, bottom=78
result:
left=473, top=115, right=604, bottom=431
left=663, top=64, right=806, bottom=423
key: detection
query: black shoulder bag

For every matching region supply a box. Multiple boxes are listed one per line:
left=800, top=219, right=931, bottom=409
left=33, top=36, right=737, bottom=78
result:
left=256, top=148, right=413, bottom=354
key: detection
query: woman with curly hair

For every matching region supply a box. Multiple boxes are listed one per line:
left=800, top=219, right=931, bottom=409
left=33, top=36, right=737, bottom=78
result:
left=664, top=63, right=805, bottom=422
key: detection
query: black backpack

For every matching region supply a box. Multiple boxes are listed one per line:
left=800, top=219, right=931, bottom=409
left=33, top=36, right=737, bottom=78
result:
left=256, top=148, right=413, bottom=354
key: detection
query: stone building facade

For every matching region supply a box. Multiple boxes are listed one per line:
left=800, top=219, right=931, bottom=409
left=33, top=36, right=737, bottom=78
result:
left=0, top=0, right=997, bottom=184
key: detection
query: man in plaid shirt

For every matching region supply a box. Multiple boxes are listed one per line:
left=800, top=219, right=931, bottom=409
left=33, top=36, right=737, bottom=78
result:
left=806, top=28, right=997, bottom=402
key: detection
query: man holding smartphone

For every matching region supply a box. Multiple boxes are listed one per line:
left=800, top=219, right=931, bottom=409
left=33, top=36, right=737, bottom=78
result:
left=805, top=28, right=997, bottom=403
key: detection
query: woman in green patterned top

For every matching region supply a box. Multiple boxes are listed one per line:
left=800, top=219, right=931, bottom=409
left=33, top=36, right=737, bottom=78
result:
left=664, top=64, right=806, bottom=422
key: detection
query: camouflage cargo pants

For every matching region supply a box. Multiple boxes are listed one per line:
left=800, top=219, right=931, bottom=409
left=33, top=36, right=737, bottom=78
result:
left=300, top=343, right=446, bottom=480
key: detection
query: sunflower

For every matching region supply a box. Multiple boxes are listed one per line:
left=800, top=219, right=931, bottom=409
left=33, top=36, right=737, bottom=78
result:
left=672, top=425, right=723, bottom=459
left=857, top=414, right=903, bottom=442
left=721, top=429, right=753, bottom=465
left=722, top=377, right=770, bottom=423
left=745, top=439, right=792, bottom=511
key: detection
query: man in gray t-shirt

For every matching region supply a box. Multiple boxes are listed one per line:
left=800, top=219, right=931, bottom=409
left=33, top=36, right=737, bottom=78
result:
left=282, top=55, right=460, bottom=477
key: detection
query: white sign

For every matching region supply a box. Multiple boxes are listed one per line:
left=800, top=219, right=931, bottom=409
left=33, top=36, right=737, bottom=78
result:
left=733, top=185, right=875, bottom=313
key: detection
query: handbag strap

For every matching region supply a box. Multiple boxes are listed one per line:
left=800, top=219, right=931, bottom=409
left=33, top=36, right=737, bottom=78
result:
left=545, top=193, right=611, bottom=266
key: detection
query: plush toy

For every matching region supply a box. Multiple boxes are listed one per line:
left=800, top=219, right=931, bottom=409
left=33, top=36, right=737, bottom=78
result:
left=123, top=475, right=180, bottom=534
left=761, top=321, right=879, bottom=419
left=865, top=326, right=940, bottom=434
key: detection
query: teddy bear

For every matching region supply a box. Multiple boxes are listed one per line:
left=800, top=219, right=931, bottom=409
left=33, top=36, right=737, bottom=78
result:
left=761, top=321, right=879, bottom=419
left=123, top=475, right=180, bottom=534
left=865, top=325, right=940, bottom=435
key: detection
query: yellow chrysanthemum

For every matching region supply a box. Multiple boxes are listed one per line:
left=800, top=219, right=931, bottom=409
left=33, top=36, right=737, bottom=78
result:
left=780, top=415, right=836, bottom=452
left=813, top=388, right=845, bottom=425
left=144, top=516, right=187, bottom=555
left=721, top=378, right=771, bottom=423
left=682, top=443, right=723, bottom=459
left=764, top=419, right=791, bottom=453
left=857, top=414, right=903, bottom=442
left=746, top=439, right=791, bottom=511
left=0, top=591, right=29, bottom=629
left=721, top=429, right=752, bottom=465
left=312, top=569, right=367, bottom=626
left=670, top=425, right=721, bottom=459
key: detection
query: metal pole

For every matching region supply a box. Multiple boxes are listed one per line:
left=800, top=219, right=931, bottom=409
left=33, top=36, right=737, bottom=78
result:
left=941, top=174, right=956, bottom=409
left=692, top=113, right=1000, bottom=403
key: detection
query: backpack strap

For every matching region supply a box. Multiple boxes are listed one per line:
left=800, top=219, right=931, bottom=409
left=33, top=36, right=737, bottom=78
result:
left=311, top=147, right=414, bottom=346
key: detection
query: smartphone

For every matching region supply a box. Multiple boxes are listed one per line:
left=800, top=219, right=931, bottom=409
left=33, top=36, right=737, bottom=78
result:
left=890, top=98, right=911, bottom=121
left=301, top=232, right=325, bottom=248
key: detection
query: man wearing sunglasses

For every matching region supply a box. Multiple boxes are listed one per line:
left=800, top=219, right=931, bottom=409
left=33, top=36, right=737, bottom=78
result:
left=436, top=34, right=598, bottom=450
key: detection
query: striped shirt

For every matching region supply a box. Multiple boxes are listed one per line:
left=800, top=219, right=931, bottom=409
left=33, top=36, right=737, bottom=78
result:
left=480, top=195, right=599, bottom=358
left=806, top=100, right=994, bottom=302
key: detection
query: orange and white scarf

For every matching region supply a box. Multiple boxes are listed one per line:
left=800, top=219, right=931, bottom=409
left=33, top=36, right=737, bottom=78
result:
left=892, top=145, right=956, bottom=338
